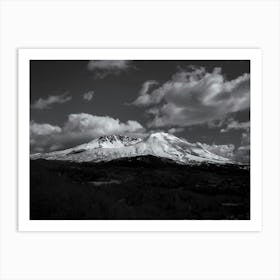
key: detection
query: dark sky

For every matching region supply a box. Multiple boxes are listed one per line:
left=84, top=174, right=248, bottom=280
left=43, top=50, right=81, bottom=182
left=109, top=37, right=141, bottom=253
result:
left=30, top=60, right=250, bottom=161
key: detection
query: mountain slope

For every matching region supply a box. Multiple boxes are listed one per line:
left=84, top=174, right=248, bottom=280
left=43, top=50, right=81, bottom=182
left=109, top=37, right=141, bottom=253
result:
left=30, top=132, right=232, bottom=164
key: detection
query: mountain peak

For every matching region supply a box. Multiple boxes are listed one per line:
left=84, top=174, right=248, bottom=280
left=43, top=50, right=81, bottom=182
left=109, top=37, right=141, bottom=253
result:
left=150, top=131, right=172, bottom=136
left=146, top=131, right=184, bottom=144
left=148, top=131, right=178, bottom=140
left=97, top=134, right=140, bottom=143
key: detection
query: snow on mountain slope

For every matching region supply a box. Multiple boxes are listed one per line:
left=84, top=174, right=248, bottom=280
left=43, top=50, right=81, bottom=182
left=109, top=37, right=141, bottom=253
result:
left=30, top=132, right=232, bottom=164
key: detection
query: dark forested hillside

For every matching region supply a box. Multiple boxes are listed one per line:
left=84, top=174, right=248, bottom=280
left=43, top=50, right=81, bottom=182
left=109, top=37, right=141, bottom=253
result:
left=30, top=157, right=250, bottom=220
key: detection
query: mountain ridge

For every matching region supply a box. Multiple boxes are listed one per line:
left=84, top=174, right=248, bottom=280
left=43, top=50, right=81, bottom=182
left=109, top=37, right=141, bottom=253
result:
left=30, top=132, right=233, bottom=165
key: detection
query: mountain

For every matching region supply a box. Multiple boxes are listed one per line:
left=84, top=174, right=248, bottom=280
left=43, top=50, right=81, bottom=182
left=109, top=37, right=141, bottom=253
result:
left=30, top=132, right=232, bottom=164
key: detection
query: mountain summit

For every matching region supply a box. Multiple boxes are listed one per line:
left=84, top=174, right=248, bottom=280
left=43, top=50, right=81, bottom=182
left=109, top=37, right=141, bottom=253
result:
left=30, top=132, right=231, bottom=164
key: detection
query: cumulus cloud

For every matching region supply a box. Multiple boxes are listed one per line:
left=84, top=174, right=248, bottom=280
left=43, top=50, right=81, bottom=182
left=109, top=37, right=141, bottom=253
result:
left=240, top=130, right=250, bottom=146
left=63, top=113, right=143, bottom=137
left=30, top=121, right=63, bottom=152
left=235, top=145, right=250, bottom=163
left=220, top=120, right=250, bottom=133
left=235, top=130, right=250, bottom=163
left=229, top=122, right=250, bottom=163
left=131, top=80, right=158, bottom=106
left=30, top=113, right=145, bottom=153
left=233, top=130, right=250, bottom=163
left=31, top=92, right=72, bottom=110
left=83, top=90, right=95, bottom=101
left=212, top=117, right=250, bottom=162
left=167, top=127, right=185, bottom=134
left=87, top=60, right=133, bottom=79
left=131, top=66, right=250, bottom=128
left=30, top=121, right=62, bottom=136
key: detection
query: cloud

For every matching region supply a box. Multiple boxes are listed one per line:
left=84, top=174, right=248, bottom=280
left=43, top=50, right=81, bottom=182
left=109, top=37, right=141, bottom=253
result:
left=131, top=80, right=158, bottom=106
left=30, top=121, right=63, bottom=152
left=220, top=120, right=250, bottom=133
left=233, top=130, right=250, bottom=163
left=167, top=127, right=185, bottom=134
left=83, top=90, right=95, bottom=101
left=240, top=130, right=250, bottom=146
left=212, top=118, right=250, bottom=162
left=30, top=121, right=62, bottom=136
left=131, top=66, right=250, bottom=128
left=30, top=113, right=145, bottom=153
left=87, top=60, right=133, bottom=79
left=31, top=92, right=72, bottom=109
left=63, top=113, right=143, bottom=137
left=235, top=145, right=250, bottom=163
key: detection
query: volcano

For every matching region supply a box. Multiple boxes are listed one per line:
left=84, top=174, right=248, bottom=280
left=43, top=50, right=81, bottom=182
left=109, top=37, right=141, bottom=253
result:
left=30, top=132, right=232, bottom=164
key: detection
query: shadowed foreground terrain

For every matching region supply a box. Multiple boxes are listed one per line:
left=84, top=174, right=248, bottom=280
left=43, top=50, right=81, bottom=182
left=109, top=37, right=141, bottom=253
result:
left=30, top=156, right=250, bottom=220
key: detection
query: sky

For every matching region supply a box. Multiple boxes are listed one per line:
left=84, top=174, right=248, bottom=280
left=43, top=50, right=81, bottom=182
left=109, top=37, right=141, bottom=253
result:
left=30, top=60, right=250, bottom=162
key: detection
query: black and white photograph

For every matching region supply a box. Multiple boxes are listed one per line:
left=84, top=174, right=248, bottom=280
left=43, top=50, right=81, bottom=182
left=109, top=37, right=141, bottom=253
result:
left=2, top=1, right=279, bottom=279
left=29, top=58, right=251, bottom=220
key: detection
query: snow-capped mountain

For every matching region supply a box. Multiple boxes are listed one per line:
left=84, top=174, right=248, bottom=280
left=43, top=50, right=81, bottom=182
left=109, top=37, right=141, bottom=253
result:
left=30, top=132, right=232, bottom=164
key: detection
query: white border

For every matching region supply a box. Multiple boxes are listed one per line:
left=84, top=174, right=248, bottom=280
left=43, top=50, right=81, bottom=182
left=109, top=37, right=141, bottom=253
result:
left=18, top=49, right=262, bottom=232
